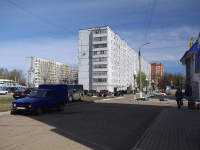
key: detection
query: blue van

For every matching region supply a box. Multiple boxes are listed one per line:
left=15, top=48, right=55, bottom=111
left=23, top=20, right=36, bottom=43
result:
left=11, top=84, right=68, bottom=115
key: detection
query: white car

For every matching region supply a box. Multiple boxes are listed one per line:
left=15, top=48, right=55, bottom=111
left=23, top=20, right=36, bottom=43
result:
left=0, top=90, right=8, bottom=95
left=152, top=91, right=166, bottom=96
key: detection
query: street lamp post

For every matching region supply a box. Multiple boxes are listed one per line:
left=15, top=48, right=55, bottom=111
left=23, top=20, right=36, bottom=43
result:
left=139, top=42, right=150, bottom=98
left=133, top=71, right=137, bottom=101
left=151, top=80, right=154, bottom=96
left=145, top=77, right=148, bottom=97
left=152, top=80, right=154, bottom=90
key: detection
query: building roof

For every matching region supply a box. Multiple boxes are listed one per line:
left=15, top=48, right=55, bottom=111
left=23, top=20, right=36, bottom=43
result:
left=180, top=42, right=198, bottom=65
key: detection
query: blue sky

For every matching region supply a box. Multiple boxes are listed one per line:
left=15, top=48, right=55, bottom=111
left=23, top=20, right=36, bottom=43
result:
left=1, top=0, right=200, bottom=75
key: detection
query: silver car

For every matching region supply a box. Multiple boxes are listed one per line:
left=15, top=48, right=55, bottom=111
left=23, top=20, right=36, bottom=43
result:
left=152, top=91, right=166, bottom=96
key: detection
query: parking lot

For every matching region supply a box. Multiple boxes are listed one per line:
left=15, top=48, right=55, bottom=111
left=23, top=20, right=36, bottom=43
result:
left=0, top=94, right=179, bottom=150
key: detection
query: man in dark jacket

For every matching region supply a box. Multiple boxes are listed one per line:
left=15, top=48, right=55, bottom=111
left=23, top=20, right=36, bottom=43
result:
left=175, top=87, right=183, bottom=109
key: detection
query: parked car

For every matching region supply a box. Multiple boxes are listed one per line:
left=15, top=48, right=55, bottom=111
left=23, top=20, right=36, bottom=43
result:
left=114, top=90, right=124, bottom=96
left=0, top=86, right=8, bottom=95
left=13, top=88, right=33, bottom=99
left=67, top=84, right=84, bottom=102
left=84, top=90, right=88, bottom=95
left=6, top=87, right=19, bottom=93
left=0, top=89, right=8, bottom=95
left=87, top=90, right=98, bottom=96
left=11, top=84, right=69, bottom=115
left=152, top=91, right=166, bottom=96
left=160, top=90, right=170, bottom=95
left=98, top=90, right=109, bottom=97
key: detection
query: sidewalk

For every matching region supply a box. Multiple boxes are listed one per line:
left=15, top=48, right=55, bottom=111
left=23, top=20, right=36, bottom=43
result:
left=132, top=105, right=200, bottom=150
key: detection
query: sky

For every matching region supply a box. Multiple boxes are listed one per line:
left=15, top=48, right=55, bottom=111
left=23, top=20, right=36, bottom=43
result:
left=0, top=0, right=200, bottom=75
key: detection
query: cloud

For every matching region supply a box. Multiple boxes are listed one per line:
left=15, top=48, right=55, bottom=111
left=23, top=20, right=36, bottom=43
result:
left=113, top=26, right=199, bottom=72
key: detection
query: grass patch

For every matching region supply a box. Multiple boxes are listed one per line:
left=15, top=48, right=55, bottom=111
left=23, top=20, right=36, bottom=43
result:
left=0, top=96, right=116, bottom=112
left=83, top=96, right=115, bottom=102
left=0, top=97, right=14, bottom=112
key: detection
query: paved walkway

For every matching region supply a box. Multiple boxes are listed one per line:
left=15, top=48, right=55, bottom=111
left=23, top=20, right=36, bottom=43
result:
left=132, top=104, right=200, bottom=150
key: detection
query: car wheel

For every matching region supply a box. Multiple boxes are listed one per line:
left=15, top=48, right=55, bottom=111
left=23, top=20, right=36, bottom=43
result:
left=68, top=95, right=73, bottom=102
left=161, top=94, right=164, bottom=96
left=79, top=95, right=84, bottom=101
left=57, top=103, right=64, bottom=111
left=10, top=111, right=18, bottom=115
left=35, top=105, right=43, bottom=115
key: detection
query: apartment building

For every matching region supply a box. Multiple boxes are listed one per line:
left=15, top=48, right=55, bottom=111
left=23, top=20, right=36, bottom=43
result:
left=26, top=57, right=77, bottom=87
left=151, top=63, right=164, bottom=86
left=78, top=26, right=151, bottom=92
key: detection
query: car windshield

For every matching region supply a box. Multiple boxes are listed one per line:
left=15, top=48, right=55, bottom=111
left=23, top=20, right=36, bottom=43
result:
left=29, top=90, right=46, bottom=98
left=16, top=88, right=27, bottom=92
left=67, top=85, right=73, bottom=90
left=0, top=86, right=7, bottom=91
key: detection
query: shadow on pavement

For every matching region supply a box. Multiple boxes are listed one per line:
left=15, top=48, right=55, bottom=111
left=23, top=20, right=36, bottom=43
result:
left=19, top=99, right=172, bottom=150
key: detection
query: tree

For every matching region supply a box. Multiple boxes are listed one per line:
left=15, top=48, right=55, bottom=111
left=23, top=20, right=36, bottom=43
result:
left=156, top=72, right=185, bottom=90
left=136, top=71, right=148, bottom=92
left=0, top=68, right=26, bottom=86
left=40, top=61, right=51, bottom=84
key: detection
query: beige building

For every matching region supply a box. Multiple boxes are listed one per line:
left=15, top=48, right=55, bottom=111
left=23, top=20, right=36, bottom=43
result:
left=151, top=62, right=164, bottom=88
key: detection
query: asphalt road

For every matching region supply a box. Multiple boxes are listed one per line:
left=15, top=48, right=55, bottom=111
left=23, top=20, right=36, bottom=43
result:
left=0, top=94, right=177, bottom=150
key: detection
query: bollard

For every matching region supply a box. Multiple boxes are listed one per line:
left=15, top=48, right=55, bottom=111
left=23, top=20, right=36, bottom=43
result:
left=188, top=98, right=196, bottom=109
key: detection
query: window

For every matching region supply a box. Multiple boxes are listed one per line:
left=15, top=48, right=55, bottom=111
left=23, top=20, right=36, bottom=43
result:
left=93, top=37, right=107, bottom=42
left=93, top=44, right=107, bottom=48
left=93, top=78, right=107, bottom=82
left=93, top=51, right=97, bottom=55
left=93, top=71, right=107, bottom=76
left=47, top=90, right=54, bottom=97
left=100, top=51, right=107, bottom=54
left=74, top=85, right=79, bottom=90
left=93, top=29, right=107, bottom=34
left=93, top=57, right=107, bottom=62
left=93, top=64, right=107, bottom=69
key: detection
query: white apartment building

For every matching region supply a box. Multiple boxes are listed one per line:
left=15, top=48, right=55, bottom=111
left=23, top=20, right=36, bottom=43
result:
left=26, top=57, right=78, bottom=87
left=78, top=26, right=151, bottom=92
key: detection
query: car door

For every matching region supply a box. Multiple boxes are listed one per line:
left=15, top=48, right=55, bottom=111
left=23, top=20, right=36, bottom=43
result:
left=45, top=90, right=55, bottom=109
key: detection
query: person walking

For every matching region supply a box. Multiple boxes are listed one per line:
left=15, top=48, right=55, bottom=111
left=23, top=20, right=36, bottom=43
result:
left=175, top=87, right=183, bottom=109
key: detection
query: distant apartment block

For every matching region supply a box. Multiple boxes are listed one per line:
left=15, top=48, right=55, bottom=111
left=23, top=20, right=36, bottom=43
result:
left=26, top=57, right=78, bottom=87
left=78, top=26, right=151, bottom=92
left=151, top=62, right=164, bottom=85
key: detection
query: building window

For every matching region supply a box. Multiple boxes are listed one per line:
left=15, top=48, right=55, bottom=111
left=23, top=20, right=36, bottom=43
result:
left=93, top=64, right=107, bottom=69
left=93, top=57, right=107, bottom=62
left=100, top=51, right=106, bottom=55
left=93, top=29, right=107, bottom=34
left=93, top=78, right=107, bottom=82
left=93, top=51, right=97, bottom=55
left=93, top=71, right=107, bottom=76
left=93, top=44, right=107, bottom=48
left=93, top=37, right=107, bottom=42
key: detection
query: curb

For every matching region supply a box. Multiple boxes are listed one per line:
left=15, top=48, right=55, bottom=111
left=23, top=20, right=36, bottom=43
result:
left=0, top=111, right=10, bottom=116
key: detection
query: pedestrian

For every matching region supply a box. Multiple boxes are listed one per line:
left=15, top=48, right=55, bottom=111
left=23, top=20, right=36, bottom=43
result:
left=175, top=87, right=183, bottom=109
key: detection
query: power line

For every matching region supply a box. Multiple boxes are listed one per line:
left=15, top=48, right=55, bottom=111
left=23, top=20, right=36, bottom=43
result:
left=141, top=0, right=158, bottom=44
left=109, top=4, right=149, bottom=25
left=6, top=0, right=76, bottom=35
